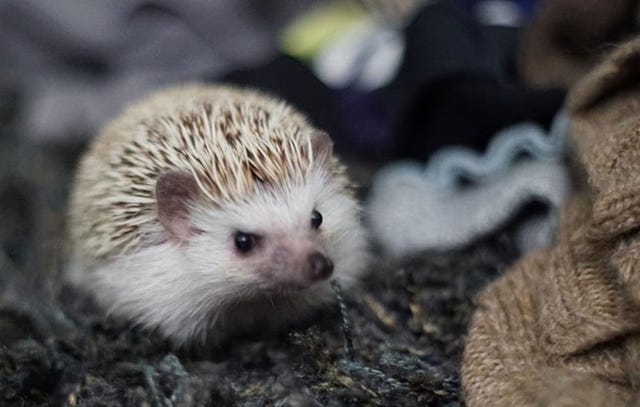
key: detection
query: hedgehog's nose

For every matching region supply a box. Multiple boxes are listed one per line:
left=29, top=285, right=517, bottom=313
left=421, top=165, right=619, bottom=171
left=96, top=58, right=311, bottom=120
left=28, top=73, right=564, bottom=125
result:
left=306, top=252, right=334, bottom=282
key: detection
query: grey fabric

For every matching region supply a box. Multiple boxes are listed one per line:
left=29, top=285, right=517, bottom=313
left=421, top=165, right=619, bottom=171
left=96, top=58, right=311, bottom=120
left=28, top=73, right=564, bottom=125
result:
left=0, top=0, right=311, bottom=141
left=367, top=159, right=570, bottom=255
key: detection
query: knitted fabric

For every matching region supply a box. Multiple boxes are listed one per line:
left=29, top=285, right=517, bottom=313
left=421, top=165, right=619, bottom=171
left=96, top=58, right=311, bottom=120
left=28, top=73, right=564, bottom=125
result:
left=462, top=37, right=640, bottom=406
left=367, top=113, right=571, bottom=256
left=423, top=112, right=570, bottom=190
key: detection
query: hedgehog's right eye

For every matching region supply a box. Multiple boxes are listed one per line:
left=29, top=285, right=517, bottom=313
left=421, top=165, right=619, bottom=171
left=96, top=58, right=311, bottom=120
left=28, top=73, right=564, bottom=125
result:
left=311, top=210, right=323, bottom=229
left=234, top=232, right=258, bottom=254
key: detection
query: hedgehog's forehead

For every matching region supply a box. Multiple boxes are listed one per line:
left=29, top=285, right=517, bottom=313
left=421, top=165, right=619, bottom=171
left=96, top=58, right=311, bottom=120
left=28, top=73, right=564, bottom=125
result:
left=151, top=99, right=318, bottom=206
left=193, top=167, right=332, bottom=230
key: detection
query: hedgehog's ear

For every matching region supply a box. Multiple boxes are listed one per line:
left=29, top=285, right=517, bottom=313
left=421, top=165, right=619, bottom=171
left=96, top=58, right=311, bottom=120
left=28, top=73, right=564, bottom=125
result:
left=311, top=131, right=333, bottom=168
left=156, top=170, right=200, bottom=240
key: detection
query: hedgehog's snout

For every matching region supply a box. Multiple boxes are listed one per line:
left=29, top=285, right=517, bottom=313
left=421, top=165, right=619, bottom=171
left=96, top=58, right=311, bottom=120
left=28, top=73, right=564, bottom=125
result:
left=263, top=243, right=333, bottom=290
left=305, top=252, right=334, bottom=282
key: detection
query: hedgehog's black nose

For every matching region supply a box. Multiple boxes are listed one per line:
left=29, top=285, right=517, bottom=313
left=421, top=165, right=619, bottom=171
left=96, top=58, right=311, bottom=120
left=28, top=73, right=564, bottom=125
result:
left=306, top=252, right=334, bottom=282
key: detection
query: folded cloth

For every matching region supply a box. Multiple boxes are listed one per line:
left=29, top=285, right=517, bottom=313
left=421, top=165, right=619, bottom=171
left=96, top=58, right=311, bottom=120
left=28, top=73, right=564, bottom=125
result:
left=462, top=36, right=640, bottom=406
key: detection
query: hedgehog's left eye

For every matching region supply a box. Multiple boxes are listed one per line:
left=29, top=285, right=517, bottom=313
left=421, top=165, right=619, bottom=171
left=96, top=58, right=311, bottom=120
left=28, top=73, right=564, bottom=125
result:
left=311, top=210, right=323, bottom=229
left=234, top=231, right=258, bottom=253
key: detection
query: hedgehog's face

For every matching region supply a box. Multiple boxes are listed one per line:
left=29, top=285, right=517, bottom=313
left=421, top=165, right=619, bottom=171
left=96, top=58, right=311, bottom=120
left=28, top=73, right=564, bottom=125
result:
left=182, top=168, right=365, bottom=297
left=154, top=138, right=367, bottom=304
left=227, top=207, right=333, bottom=291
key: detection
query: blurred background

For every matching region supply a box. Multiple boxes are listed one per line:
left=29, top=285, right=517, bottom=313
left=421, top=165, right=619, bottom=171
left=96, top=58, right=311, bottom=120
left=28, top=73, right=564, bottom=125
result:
left=3, top=0, right=637, bottom=263
left=0, top=0, right=638, bottom=404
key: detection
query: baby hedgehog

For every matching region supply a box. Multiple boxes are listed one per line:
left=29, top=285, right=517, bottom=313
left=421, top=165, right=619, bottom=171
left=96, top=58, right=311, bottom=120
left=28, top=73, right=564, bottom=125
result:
left=67, top=84, right=368, bottom=346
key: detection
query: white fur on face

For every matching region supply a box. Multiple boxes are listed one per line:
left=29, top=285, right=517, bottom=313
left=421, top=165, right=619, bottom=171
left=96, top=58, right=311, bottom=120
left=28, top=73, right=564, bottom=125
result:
left=78, top=167, right=368, bottom=346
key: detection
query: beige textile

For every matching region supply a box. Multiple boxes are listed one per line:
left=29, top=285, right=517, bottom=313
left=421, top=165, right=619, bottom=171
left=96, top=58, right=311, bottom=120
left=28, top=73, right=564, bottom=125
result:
left=463, top=37, right=640, bottom=406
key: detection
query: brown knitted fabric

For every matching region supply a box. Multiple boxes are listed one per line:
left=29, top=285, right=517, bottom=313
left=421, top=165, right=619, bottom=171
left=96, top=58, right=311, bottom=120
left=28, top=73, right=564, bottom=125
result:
left=462, top=37, right=640, bottom=407
left=517, top=0, right=638, bottom=89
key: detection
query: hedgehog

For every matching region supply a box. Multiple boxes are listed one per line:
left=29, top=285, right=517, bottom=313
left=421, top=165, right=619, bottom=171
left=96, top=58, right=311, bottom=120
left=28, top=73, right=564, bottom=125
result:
left=66, top=84, right=368, bottom=346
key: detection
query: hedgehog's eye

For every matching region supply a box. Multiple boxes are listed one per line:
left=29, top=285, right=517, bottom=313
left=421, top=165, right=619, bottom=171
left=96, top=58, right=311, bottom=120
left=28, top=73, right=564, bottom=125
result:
left=234, top=232, right=258, bottom=253
left=311, top=210, right=323, bottom=229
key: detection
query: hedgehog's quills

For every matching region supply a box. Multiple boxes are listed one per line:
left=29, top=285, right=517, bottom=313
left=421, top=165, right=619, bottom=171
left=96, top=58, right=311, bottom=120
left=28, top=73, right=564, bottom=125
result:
left=67, top=84, right=369, bottom=346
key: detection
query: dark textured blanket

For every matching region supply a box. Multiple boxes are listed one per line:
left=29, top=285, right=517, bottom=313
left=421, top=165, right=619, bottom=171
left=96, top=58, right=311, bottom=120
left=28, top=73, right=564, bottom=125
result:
left=0, top=96, right=520, bottom=406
